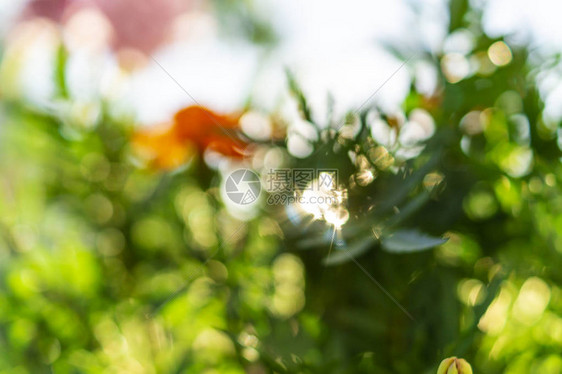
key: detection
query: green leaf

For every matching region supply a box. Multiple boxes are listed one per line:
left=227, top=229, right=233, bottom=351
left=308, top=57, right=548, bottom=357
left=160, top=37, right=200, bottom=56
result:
left=323, top=235, right=377, bottom=266
left=381, top=229, right=447, bottom=253
left=370, top=151, right=441, bottom=217
left=55, top=43, right=69, bottom=99
left=286, top=69, right=314, bottom=124
left=385, top=190, right=432, bottom=228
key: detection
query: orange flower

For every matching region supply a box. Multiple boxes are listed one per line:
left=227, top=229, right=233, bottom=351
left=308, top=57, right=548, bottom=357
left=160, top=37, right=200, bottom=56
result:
left=133, top=105, right=250, bottom=170
left=173, top=106, right=247, bottom=157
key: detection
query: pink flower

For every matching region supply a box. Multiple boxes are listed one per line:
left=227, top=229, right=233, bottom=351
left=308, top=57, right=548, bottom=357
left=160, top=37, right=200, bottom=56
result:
left=92, top=0, right=188, bottom=54
left=23, top=0, right=73, bottom=23
left=22, top=0, right=190, bottom=54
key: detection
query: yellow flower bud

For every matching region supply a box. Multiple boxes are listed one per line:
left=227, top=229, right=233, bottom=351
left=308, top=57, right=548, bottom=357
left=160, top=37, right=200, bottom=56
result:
left=437, top=357, right=473, bottom=374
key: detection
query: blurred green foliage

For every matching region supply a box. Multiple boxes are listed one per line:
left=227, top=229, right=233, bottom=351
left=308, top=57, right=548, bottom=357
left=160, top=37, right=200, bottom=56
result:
left=0, top=1, right=562, bottom=373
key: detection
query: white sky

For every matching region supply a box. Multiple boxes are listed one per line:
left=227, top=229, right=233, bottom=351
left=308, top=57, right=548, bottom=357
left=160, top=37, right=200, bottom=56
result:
left=130, top=0, right=435, bottom=123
